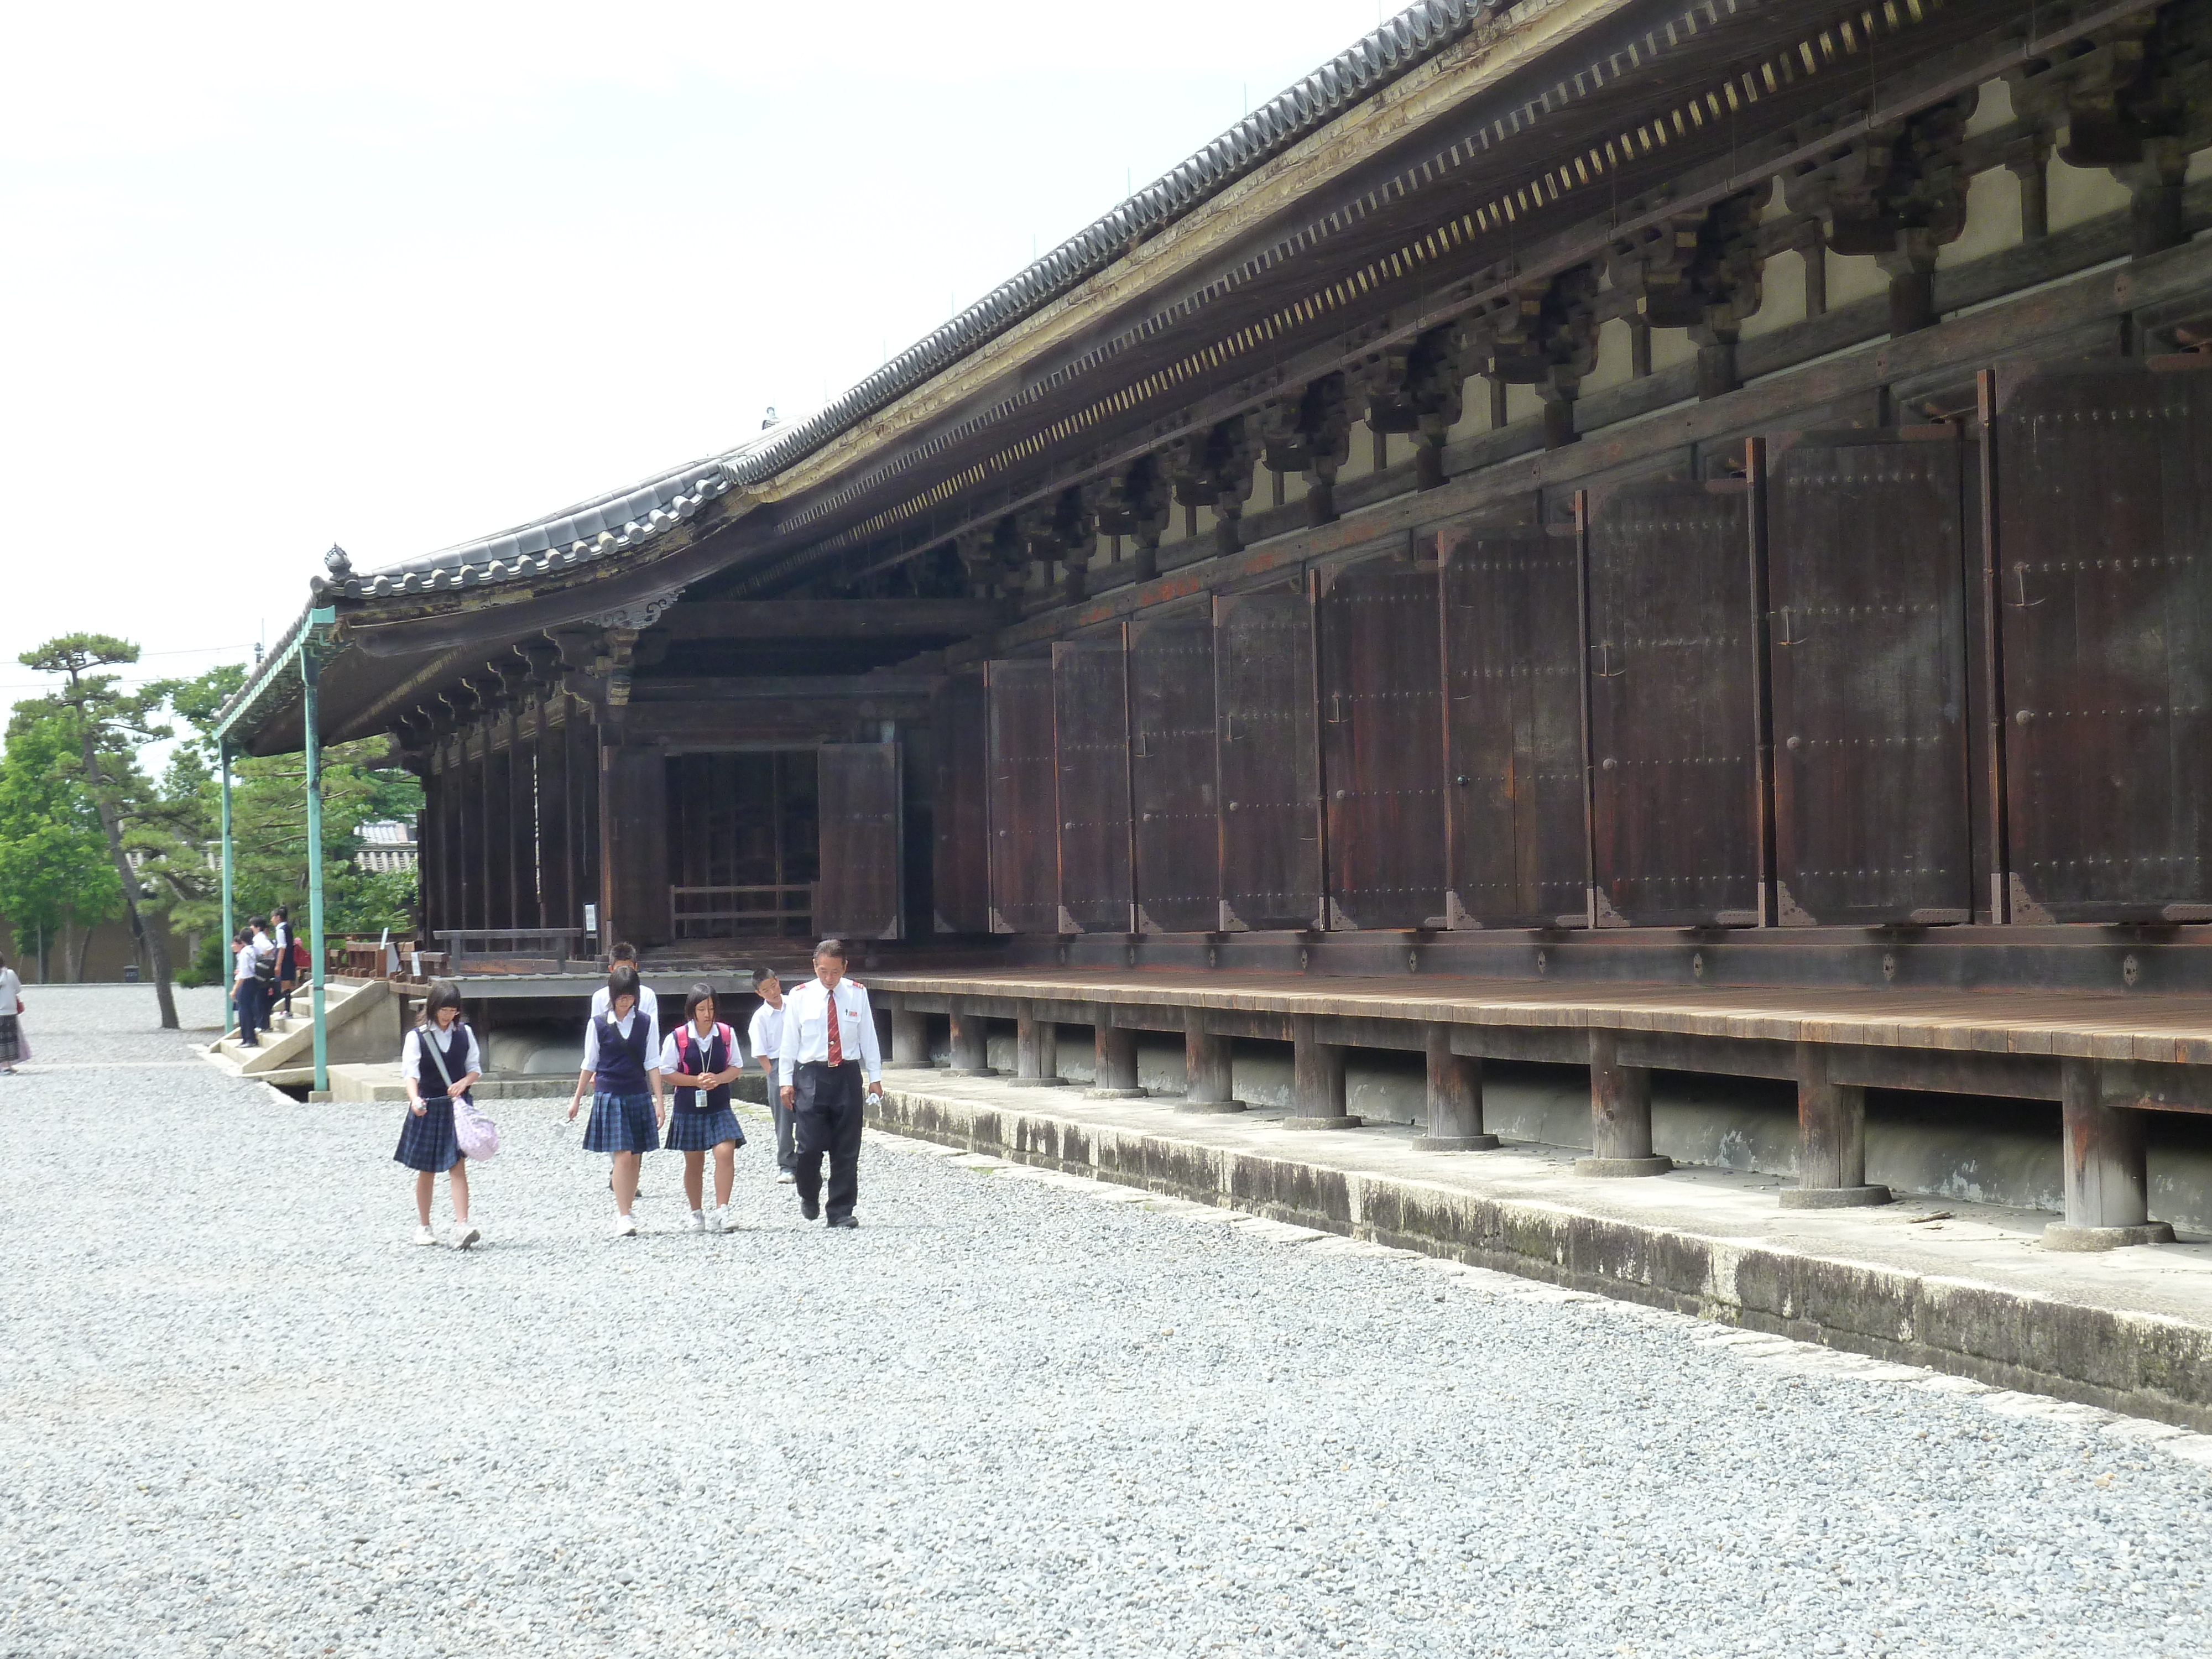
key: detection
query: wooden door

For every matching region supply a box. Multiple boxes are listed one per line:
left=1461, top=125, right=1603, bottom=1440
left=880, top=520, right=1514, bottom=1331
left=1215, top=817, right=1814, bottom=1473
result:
left=1996, top=358, right=2212, bottom=922
left=1317, top=559, right=1446, bottom=928
left=931, top=672, right=990, bottom=933
left=985, top=659, right=1060, bottom=933
left=1585, top=477, right=1760, bottom=926
left=1215, top=588, right=1322, bottom=932
left=1126, top=617, right=1218, bottom=933
left=1052, top=640, right=1133, bottom=933
left=1439, top=517, right=1589, bottom=927
left=816, top=743, right=903, bottom=940
left=1767, top=427, right=1972, bottom=925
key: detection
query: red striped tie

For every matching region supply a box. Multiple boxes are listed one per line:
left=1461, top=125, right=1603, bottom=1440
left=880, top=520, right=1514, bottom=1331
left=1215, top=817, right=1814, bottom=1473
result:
left=826, top=988, right=843, bottom=1066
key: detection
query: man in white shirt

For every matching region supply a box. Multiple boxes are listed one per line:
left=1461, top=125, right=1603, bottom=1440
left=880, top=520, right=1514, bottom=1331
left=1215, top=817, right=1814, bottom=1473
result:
left=748, top=965, right=796, bottom=1184
left=776, top=939, right=881, bottom=1228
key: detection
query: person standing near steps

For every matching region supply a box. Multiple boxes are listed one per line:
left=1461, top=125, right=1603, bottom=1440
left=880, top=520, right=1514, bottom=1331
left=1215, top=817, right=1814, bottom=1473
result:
left=748, top=966, right=795, bottom=1184
left=777, top=939, right=881, bottom=1229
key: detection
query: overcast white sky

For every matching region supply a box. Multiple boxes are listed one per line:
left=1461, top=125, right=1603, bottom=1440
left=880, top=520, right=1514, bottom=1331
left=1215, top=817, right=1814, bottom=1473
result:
left=1, top=0, right=1392, bottom=713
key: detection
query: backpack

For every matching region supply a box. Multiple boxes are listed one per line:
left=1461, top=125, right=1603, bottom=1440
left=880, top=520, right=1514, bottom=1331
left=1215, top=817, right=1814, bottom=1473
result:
left=675, top=1023, right=735, bottom=1093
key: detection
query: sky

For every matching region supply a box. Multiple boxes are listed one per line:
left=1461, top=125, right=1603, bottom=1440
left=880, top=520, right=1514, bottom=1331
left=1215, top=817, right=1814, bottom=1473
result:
left=1, top=0, right=1396, bottom=720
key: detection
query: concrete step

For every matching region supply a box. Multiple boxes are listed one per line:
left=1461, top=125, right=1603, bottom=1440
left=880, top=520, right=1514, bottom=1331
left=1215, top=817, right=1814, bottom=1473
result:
left=873, top=1072, right=2212, bottom=1433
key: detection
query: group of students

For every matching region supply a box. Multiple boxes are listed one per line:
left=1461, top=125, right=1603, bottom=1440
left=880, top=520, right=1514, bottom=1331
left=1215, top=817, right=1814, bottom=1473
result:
left=396, top=936, right=885, bottom=1248
left=229, top=908, right=302, bottom=1048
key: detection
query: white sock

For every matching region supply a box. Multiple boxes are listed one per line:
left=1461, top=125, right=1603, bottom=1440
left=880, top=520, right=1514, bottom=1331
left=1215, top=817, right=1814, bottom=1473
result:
left=691, top=1209, right=705, bottom=1221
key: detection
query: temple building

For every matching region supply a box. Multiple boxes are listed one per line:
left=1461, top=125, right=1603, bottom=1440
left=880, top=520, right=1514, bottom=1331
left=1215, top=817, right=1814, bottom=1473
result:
left=217, top=0, right=2212, bottom=1250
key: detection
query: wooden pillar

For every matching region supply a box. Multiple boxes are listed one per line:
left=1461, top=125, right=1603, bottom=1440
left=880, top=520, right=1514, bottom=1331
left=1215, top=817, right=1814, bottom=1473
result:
left=886, top=998, right=933, bottom=1070
left=1010, top=1001, right=1065, bottom=1086
left=2044, top=1059, right=2176, bottom=1250
left=1781, top=1045, right=1890, bottom=1208
left=947, top=997, right=993, bottom=1075
left=1088, top=1006, right=1144, bottom=1098
left=1414, top=1025, right=1496, bottom=1150
left=537, top=697, right=569, bottom=938
left=415, top=762, right=441, bottom=938
left=1575, top=1030, right=1671, bottom=1176
left=1282, top=1013, right=1358, bottom=1130
left=479, top=724, right=507, bottom=930
left=457, top=736, right=482, bottom=933
left=1176, top=1009, right=1243, bottom=1113
left=571, top=701, right=598, bottom=941
left=507, top=701, right=531, bottom=931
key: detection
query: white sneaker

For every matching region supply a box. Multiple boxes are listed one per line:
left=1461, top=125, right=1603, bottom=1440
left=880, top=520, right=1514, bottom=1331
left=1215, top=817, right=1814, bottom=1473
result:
left=411, top=1224, right=437, bottom=1247
left=713, top=1206, right=733, bottom=1233
left=452, top=1223, right=481, bottom=1250
left=613, top=1213, right=639, bottom=1238
left=689, top=1209, right=707, bottom=1233
left=776, top=1170, right=796, bottom=1185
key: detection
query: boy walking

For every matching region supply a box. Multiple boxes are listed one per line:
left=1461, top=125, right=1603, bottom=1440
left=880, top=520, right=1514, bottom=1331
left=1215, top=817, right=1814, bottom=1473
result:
left=748, top=966, right=795, bottom=1183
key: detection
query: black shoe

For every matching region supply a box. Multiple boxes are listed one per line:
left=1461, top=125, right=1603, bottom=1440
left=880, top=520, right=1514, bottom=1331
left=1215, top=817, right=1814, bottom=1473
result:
left=800, top=1197, right=820, bottom=1221
left=828, top=1215, right=858, bottom=1229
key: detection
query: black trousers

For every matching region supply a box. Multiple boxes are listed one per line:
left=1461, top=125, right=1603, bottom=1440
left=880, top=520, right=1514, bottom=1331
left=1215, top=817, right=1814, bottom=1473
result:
left=235, top=979, right=264, bottom=1045
left=792, top=1061, right=865, bottom=1220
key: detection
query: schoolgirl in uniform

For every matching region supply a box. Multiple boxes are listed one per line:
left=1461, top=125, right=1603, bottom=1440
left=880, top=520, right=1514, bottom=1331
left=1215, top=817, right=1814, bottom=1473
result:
left=659, top=983, right=747, bottom=1233
left=397, top=979, right=482, bottom=1249
left=270, top=904, right=298, bottom=1018
left=567, top=963, right=665, bottom=1237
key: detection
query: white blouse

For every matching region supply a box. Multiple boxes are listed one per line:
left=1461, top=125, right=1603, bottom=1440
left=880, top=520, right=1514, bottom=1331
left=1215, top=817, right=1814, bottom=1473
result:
left=401, top=1022, right=482, bottom=1083
left=582, top=1008, right=656, bottom=1071
left=658, top=1021, right=745, bottom=1075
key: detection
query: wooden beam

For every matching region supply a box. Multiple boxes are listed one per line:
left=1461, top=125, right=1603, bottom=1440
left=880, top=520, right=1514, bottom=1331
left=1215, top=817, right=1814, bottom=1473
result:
left=658, top=599, right=1010, bottom=641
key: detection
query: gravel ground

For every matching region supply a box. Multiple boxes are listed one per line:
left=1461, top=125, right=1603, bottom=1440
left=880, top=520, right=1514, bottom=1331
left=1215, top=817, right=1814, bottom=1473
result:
left=3, top=984, right=2210, bottom=1659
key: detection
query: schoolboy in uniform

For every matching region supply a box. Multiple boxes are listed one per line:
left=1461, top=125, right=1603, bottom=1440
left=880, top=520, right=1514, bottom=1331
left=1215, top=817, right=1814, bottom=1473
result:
left=776, top=939, right=881, bottom=1228
left=589, top=942, right=660, bottom=1043
left=748, top=965, right=795, bottom=1184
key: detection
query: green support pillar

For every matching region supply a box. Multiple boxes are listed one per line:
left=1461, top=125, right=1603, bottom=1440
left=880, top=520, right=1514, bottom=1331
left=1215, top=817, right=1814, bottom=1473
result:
left=220, top=738, right=236, bottom=1036
left=300, top=608, right=334, bottom=1095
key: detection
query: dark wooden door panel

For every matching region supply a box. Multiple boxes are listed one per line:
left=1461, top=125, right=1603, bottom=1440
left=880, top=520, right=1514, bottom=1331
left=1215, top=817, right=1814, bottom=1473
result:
left=1052, top=640, right=1133, bottom=934
left=931, top=673, right=991, bottom=933
left=1127, top=617, right=1219, bottom=933
left=1997, top=358, right=2212, bottom=922
left=816, top=743, right=902, bottom=940
left=986, top=659, right=1060, bottom=933
left=1317, top=560, right=1446, bottom=928
left=1586, top=478, right=1760, bottom=926
left=1768, top=430, right=1972, bottom=926
left=1215, top=589, right=1322, bottom=931
left=1440, top=518, right=1589, bottom=927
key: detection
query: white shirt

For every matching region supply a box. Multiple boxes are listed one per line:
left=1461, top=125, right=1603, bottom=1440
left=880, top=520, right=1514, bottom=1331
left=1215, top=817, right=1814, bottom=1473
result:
left=658, top=1021, right=743, bottom=1075
left=401, top=1022, right=483, bottom=1085
left=589, top=983, right=659, bottom=1062
left=583, top=1006, right=655, bottom=1071
left=251, top=930, right=275, bottom=959
left=0, top=967, right=19, bottom=1011
left=776, top=977, right=881, bottom=1086
left=748, top=1001, right=786, bottom=1067
left=234, top=946, right=257, bottom=985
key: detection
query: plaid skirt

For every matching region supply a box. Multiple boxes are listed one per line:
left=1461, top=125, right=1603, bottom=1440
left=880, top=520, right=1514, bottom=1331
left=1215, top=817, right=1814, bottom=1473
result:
left=665, top=1103, right=744, bottom=1152
left=0, top=1015, right=23, bottom=1064
left=583, top=1091, right=659, bottom=1155
left=394, top=1098, right=461, bottom=1172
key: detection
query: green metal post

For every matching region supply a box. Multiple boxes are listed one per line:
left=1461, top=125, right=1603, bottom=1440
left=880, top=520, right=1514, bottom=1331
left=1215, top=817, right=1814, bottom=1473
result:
left=301, top=622, right=331, bottom=1094
left=220, top=739, right=236, bottom=1035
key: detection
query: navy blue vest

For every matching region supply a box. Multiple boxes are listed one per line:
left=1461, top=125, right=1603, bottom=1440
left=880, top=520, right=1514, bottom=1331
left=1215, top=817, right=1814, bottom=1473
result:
left=671, top=1023, right=732, bottom=1112
left=415, top=1021, right=470, bottom=1102
left=592, top=1013, right=651, bottom=1095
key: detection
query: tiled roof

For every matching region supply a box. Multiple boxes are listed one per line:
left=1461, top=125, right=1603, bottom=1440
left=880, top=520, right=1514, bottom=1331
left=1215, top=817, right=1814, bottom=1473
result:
left=328, top=0, right=1496, bottom=603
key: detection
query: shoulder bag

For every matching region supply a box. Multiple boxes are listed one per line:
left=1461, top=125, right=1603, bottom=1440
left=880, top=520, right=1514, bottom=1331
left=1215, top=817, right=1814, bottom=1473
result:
left=423, top=1026, right=499, bottom=1160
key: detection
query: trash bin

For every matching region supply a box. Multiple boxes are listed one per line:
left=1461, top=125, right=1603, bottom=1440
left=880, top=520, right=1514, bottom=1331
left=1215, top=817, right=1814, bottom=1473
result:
left=123, top=965, right=140, bottom=983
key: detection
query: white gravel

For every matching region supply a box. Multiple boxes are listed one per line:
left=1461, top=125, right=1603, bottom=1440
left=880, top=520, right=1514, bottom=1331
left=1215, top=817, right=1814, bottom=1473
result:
left=4, top=984, right=2210, bottom=1658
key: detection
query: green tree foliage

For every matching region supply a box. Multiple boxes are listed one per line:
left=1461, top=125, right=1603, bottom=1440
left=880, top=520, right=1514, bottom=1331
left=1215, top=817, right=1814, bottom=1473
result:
left=156, top=664, right=422, bottom=943
left=0, top=709, right=123, bottom=976
left=17, top=635, right=180, bottom=1025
